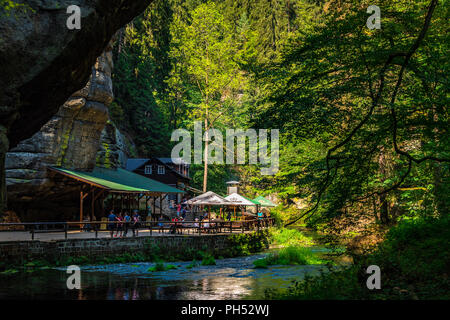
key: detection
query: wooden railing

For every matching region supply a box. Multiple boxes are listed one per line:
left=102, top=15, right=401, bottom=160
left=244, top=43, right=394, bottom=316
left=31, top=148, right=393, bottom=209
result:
left=0, top=218, right=275, bottom=241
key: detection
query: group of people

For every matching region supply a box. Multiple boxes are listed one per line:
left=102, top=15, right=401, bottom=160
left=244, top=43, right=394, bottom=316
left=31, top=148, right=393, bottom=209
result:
left=175, top=198, right=189, bottom=218
left=107, top=209, right=141, bottom=238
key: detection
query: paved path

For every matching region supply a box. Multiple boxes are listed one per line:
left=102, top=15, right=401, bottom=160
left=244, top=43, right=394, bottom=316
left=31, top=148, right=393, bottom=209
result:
left=0, top=228, right=249, bottom=242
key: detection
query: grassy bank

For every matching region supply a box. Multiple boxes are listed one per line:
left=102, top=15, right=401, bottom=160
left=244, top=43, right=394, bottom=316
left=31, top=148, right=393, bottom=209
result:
left=264, top=216, right=450, bottom=300
left=253, top=246, right=328, bottom=268
left=252, top=227, right=332, bottom=268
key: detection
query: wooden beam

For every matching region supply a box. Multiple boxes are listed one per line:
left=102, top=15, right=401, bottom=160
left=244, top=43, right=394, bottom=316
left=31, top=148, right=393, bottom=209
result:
left=93, top=189, right=105, bottom=201
left=80, top=191, right=88, bottom=224
left=91, top=188, right=95, bottom=220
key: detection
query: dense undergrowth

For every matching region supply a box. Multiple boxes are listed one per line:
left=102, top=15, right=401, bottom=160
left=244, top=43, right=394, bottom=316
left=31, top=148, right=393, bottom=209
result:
left=264, top=216, right=450, bottom=299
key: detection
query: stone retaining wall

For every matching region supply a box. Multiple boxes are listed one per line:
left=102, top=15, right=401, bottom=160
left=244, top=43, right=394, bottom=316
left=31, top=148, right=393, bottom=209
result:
left=0, top=231, right=269, bottom=266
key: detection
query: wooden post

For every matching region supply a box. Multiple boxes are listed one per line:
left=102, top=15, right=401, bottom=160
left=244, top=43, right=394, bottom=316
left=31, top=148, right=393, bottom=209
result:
left=80, top=190, right=88, bottom=228
left=91, top=188, right=95, bottom=221
left=80, top=191, right=83, bottom=223
left=146, top=196, right=150, bottom=219
left=93, top=189, right=105, bottom=219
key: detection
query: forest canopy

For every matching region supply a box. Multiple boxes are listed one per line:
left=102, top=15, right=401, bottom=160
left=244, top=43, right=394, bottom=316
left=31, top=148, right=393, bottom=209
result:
left=111, top=0, right=449, bottom=225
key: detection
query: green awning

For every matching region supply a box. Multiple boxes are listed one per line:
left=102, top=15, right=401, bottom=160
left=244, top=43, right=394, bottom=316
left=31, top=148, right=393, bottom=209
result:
left=253, top=196, right=277, bottom=207
left=49, top=166, right=184, bottom=194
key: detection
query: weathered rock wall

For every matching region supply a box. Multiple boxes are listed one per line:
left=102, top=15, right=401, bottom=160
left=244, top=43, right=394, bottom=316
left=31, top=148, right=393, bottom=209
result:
left=5, top=43, right=132, bottom=221
left=0, top=0, right=153, bottom=214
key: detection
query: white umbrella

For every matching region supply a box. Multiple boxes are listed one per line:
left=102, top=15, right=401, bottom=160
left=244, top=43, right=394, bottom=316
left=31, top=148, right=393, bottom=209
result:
left=186, top=191, right=231, bottom=205
left=224, top=193, right=257, bottom=206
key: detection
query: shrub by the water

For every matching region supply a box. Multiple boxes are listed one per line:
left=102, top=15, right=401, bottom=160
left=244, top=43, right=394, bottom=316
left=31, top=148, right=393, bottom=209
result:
left=201, top=254, right=216, bottom=266
left=253, top=246, right=326, bottom=268
left=147, top=263, right=177, bottom=272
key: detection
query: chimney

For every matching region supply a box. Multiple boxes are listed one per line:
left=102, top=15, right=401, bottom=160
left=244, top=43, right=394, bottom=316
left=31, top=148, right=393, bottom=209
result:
left=226, top=180, right=240, bottom=195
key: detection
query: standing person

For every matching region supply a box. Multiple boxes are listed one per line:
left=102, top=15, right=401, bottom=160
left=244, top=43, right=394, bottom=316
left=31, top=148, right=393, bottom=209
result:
left=115, top=212, right=123, bottom=238
left=107, top=210, right=116, bottom=238
left=181, top=207, right=187, bottom=219
left=123, top=212, right=131, bottom=237
left=226, top=209, right=232, bottom=221
left=132, top=210, right=141, bottom=237
left=158, top=215, right=164, bottom=227
left=176, top=203, right=181, bottom=217
left=146, top=205, right=152, bottom=221
left=170, top=216, right=177, bottom=234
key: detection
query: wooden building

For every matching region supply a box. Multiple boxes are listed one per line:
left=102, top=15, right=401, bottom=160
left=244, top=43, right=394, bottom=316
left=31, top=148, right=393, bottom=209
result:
left=125, top=158, right=193, bottom=208
left=48, top=166, right=184, bottom=221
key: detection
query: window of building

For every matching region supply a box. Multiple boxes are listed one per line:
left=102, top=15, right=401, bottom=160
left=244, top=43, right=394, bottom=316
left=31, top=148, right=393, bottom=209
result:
left=157, top=165, right=165, bottom=174
left=144, top=165, right=152, bottom=174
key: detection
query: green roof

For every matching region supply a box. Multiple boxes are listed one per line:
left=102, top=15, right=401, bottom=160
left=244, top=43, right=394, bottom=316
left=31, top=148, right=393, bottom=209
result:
left=49, top=167, right=184, bottom=194
left=242, top=195, right=259, bottom=205
left=253, top=196, right=277, bottom=207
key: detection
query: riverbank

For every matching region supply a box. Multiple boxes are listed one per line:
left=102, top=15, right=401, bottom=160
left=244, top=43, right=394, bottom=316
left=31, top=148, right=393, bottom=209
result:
left=265, top=216, right=450, bottom=300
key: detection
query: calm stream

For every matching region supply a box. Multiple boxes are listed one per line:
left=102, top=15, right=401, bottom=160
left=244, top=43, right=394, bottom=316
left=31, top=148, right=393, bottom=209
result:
left=0, top=245, right=350, bottom=300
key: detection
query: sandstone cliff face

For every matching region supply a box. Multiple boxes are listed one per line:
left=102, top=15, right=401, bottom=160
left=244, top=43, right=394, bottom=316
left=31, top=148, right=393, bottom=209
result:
left=5, top=45, right=132, bottom=221
left=0, top=0, right=152, bottom=213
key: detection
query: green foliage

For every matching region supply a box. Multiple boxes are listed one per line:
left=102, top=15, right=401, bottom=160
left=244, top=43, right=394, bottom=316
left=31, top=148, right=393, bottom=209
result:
left=148, top=262, right=178, bottom=272
left=267, top=215, right=450, bottom=299
left=247, top=0, right=449, bottom=226
left=186, top=259, right=199, bottom=269
left=270, top=227, right=315, bottom=246
left=0, top=0, right=33, bottom=16
left=200, top=253, right=216, bottom=266
left=112, top=0, right=173, bottom=157
left=226, top=230, right=270, bottom=256
left=254, top=246, right=327, bottom=268
left=252, top=258, right=269, bottom=269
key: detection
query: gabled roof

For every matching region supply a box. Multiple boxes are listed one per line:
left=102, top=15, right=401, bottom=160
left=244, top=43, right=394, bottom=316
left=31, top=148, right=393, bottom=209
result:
left=225, top=193, right=257, bottom=206
left=186, top=191, right=231, bottom=206
left=125, top=159, right=149, bottom=171
left=126, top=157, right=191, bottom=180
left=253, top=196, right=277, bottom=207
left=49, top=167, right=184, bottom=194
left=158, top=157, right=189, bottom=166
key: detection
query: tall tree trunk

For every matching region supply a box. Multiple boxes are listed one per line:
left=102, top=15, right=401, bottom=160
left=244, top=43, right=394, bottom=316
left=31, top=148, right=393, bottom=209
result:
left=378, top=147, right=390, bottom=225
left=203, top=117, right=209, bottom=193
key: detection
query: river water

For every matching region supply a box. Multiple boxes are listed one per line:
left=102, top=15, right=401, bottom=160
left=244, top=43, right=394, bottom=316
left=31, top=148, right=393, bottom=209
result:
left=0, top=245, right=350, bottom=300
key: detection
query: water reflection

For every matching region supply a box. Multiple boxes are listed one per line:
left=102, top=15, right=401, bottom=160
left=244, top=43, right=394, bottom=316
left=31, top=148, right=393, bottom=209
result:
left=0, top=253, right=337, bottom=300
